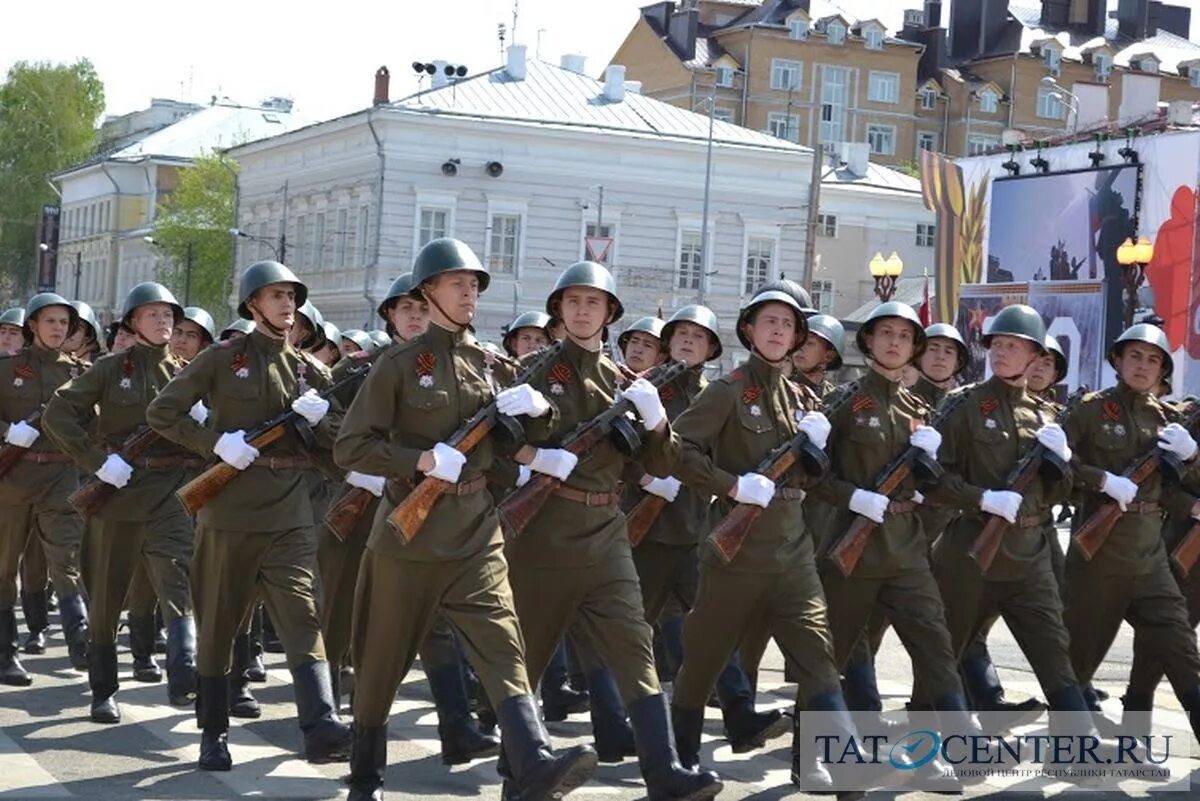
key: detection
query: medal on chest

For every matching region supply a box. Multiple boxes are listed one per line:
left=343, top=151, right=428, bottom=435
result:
left=119, top=355, right=134, bottom=390
left=231, top=352, right=249, bottom=379
left=742, top=385, right=763, bottom=417
left=12, top=363, right=33, bottom=388
left=297, top=360, right=309, bottom=394
left=416, top=351, right=436, bottom=388
left=548, top=362, right=571, bottom=396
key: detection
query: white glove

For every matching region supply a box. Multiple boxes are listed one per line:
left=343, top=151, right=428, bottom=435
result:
left=1159, top=423, right=1198, bottom=461
left=623, top=378, right=668, bottom=430
left=346, top=471, right=386, bottom=497
left=516, top=464, right=532, bottom=488
left=798, top=411, right=831, bottom=450
left=910, top=425, right=942, bottom=460
left=189, top=401, right=209, bottom=425
left=291, top=389, right=330, bottom=426
left=732, top=473, right=776, bottom=508
left=4, top=420, right=39, bottom=448
left=96, top=454, right=133, bottom=489
left=644, top=476, right=682, bottom=503
left=849, top=488, right=890, bottom=523
left=426, top=442, right=466, bottom=483
left=213, top=430, right=259, bottom=471
left=528, top=448, right=577, bottom=481
left=1035, top=423, right=1071, bottom=462
left=980, top=489, right=1022, bottom=524
left=496, top=384, right=551, bottom=418
left=1101, top=471, right=1138, bottom=511
left=912, top=490, right=925, bottom=505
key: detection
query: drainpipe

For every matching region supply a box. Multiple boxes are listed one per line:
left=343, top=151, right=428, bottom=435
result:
left=942, top=91, right=951, bottom=154
left=741, top=26, right=754, bottom=125
left=219, top=155, right=241, bottom=319
left=965, top=93, right=973, bottom=154
left=366, top=109, right=386, bottom=327
left=100, top=161, right=122, bottom=309
left=1008, top=51, right=1018, bottom=130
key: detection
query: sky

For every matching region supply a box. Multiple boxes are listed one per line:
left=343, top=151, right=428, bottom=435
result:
left=2, top=1, right=1198, bottom=124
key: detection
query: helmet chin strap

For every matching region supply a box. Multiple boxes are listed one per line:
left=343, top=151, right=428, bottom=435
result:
left=423, top=289, right=471, bottom=330
left=247, top=300, right=289, bottom=340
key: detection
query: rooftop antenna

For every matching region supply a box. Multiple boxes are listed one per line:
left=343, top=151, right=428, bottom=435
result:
left=512, top=0, right=520, bottom=42
left=536, top=28, right=546, bottom=60
left=498, top=23, right=507, bottom=61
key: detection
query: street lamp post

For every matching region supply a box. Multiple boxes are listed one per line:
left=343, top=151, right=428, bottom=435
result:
left=230, top=228, right=281, bottom=259
left=869, top=251, right=903, bottom=302
left=38, top=243, right=81, bottom=298
left=144, top=236, right=194, bottom=305
left=1116, top=236, right=1154, bottom=328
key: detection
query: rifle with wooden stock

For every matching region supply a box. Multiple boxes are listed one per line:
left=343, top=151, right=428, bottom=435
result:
left=626, top=488, right=669, bottom=547
left=827, top=391, right=966, bottom=577
left=968, top=385, right=1087, bottom=572
left=380, top=341, right=564, bottom=543
left=68, top=425, right=162, bottom=517
left=1073, top=397, right=1200, bottom=561
left=176, top=365, right=371, bottom=515
left=705, top=382, right=854, bottom=565
left=1171, top=521, right=1200, bottom=577
left=498, top=359, right=687, bottom=538
left=0, top=408, right=43, bottom=480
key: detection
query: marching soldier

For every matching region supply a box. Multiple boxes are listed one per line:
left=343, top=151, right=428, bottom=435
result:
left=334, top=239, right=598, bottom=801
left=911, top=323, right=968, bottom=407
left=146, top=261, right=351, bottom=771
left=169, top=306, right=217, bottom=363
left=791, top=314, right=844, bottom=395
left=0, top=309, right=24, bottom=354
left=64, top=301, right=103, bottom=363
left=1062, top=323, right=1200, bottom=738
left=218, top=319, right=254, bottom=341
left=497, top=260, right=721, bottom=798
left=1026, top=335, right=1067, bottom=403
left=0, top=293, right=90, bottom=685
left=340, top=329, right=374, bottom=359
left=619, top=317, right=666, bottom=373
left=43, top=282, right=201, bottom=721
left=106, top=321, right=136, bottom=354
left=502, top=311, right=552, bottom=358
left=314, top=321, right=342, bottom=367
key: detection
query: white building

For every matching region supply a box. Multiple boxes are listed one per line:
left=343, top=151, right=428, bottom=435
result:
left=226, top=47, right=819, bottom=369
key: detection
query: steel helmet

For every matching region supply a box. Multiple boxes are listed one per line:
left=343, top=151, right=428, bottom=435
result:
left=377, top=272, right=418, bottom=320
left=617, top=316, right=665, bottom=353
left=411, top=238, right=490, bottom=292
left=294, top=300, right=327, bottom=351
left=1044, top=334, right=1068, bottom=383
left=321, top=320, right=342, bottom=347
left=0, top=308, right=26, bottom=328
left=736, top=289, right=807, bottom=353
left=70, top=300, right=104, bottom=345
left=855, top=301, right=926, bottom=361
left=805, top=314, right=845, bottom=370
left=23, top=292, right=80, bottom=343
left=924, top=322, right=968, bottom=375
left=219, top=319, right=256, bottom=340
left=756, top=278, right=815, bottom=315
left=341, top=328, right=375, bottom=355
left=182, top=306, right=217, bottom=344
left=501, top=311, right=553, bottom=356
left=661, top=304, right=723, bottom=361
left=546, top=261, right=623, bottom=324
left=121, top=282, right=184, bottom=329
left=237, top=260, right=308, bottom=320
left=1108, top=323, right=1173, bottom=380
left=368, top=330, right=391, bottom=349
left=980, top=304, right=1047, bottom=352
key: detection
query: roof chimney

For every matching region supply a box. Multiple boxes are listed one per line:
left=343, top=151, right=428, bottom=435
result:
left=841, top=142, right=870, bottom=178
left=431, top=60, right=450, bottom=89
left=560, top=54, right=587, bottom=74
left=604, top=65, right=626, bottom=102
left=1150, top=1, right=1191, bottom=39
left=373, top=66, right=390, bottom=106
left=1117, top=0, right=1150, bottom=40
left=506, top=45, right=527, bottom=81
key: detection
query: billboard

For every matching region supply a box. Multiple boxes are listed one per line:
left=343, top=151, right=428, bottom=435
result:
left=35, top=204, right=60, bottom=293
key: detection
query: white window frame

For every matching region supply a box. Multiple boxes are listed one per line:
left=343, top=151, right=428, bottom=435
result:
left=916, top=222, right=936, bottom=247
left=1044, top=46, right=1061, bottom=74
left=767, top=112, right=800, bottom=141
left=335, top=208, right=349, bottom=268
left=715, top=65, right=734, bottom=87
left=484, top=196, right=528, bottom=278
left=1191, top=67, right=1200, bottom=89
left=917, top=131, right=938, bottom=153
left=355, top=205, right=370, bottom=267
left=1037, top=86, right=1063, bottom=119
left=920, top=87, right=937, bottom=110
left=1139, top=57, right=1159, bottom=74
left=293, top=214, right=307, bottom=269
left=788, top=18, right=808, bottom=40
left=741, top=224, right=781, bottom=296
left=827, top=20, right=846, bottom=45
left=677, top=229, right=704, bottom=291
left=311, top=211, right=325, bottom=265
left=820, top=65, right=849, bottom=144
left=1095, top=53, right=1113, bottom=81
left=578, top=207, right=621, bottom=265
left=866, top=124, right=896, bottom=156
left=770, top=58, right=803, bottom=91
left=868, top=71, right=900, bottom=104
left=864, top=26, right=884, bottom=51
left=810, top=278, right=835, bottom=314
left=817, top=213, right=837, bottom=238
left=412, top=190, right=458, bottom=255
left=712, top=107, right=734, bottom=123
left=967, top=134, right=1001, bottom=155
left=978, top=88, right=999, bottom=113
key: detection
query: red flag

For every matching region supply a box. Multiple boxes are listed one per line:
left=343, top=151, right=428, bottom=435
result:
left=918, top=276, right=932, bottom=326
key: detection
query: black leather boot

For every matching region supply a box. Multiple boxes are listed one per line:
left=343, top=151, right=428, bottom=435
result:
left=291, top=660, right=352, bottom=763
left=540, top=640, right=589, bottom=721
left=1120, top=690, right=1154, bottom=736
left=20, top=589, right=48, bottom=655
left=347, top=724, right=387, bottom=801
left=154, top=606, right=167, bottom=654
left=197, top=674, right=232, bottom=771
left=669, top=703, right=704, bottom=771
left=58, top=593, right=90, bottom=671
left=0, top=608, right=32, bottom=686
left=717, top=655, right=788, bottom=754
left=165, top=615, right=197, bottom=706
left=960, top=642, right=1044, bottom=716
left=129, top=614, right=163, bottom=683
left=586, top=668, right=636, bottom=763
left=427, top=663, right=500, bottom=765
left=496, top=694, right=597, bottom=800
left=246, top=606, right=267, bottom=682
left=629, top=693, right=722, bottom=801
left=840, top=655, right=883, bottom=714
left=229, top=634, right=261, bottom=718
left=89, top=642, right=120, bottom=723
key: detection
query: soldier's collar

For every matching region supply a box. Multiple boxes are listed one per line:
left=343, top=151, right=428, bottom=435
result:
left=863, top=365, right=904, bottom=397
left=746, top=352, right=783, bottom=383
left=984, top=373, right=1027, bottom=400
left=1115, top=380, right=1154, bottom=407
left=563, top=336, right=602, bottom=370
left=425, top=321, right=475, bottom=349
left=249, top=327, right=287, bottom=353
left=31, top=343, right=64, bottom=363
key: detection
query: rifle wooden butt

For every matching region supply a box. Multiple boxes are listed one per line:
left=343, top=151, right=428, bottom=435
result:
left=828, top=518, right=875, bottom=577
left=705, top=505, right=764, bottom=564
left=1171, top=524, right=1200, bottom=578
left=0, top=446, right=25, bottom=480
left=68, top=480, right=116, bottom=519
left=387, top=478, right=451, bottom=543
left=498, top=475, right=559, bottom=539
left=626, top=494, right=668, bottom=547
left=324, top=486, right=375, bottom=543
left=967, top=516, right=1006, bottom=573
left=1072, top=504, right=1122, bottom=561
left=176, top=462, right=240, bottom=516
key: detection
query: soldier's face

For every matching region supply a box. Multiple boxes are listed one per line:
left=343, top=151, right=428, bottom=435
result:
left=0, top=324, right=22, bottom=353
left=112, top=327, right=136, bottom=353
left=250, top=283, right=296, bottom=331
left=133, top=302, right=176, bottom=346
left=170, top=320, right=208, bottom=361
left=669, top=322, right=715, bottom=368
left=511, top=327, right=549, bottom=357
left=288, top=317, right=312, bottom=348
left=425, top=272, right=479, bottom=326
left=315, top=342, right=340, bottom=366
left=793, top=335, right=830, bottom=373
left=866, top=319, right=915, bottom=370
left=624, top=331, right=663, bottom=371
left=987, top=335, right=1037, bottom=378
left=1025, top=352, right=1058, bottom=393
left=560, top=287, right=613, bottom=340
left=61, top=327, right=86, bottom=353
left=388, top=297, right=430, bottom=342
left=1115, top=342, right=1166, bottom=394
left=341, top=338, right=364, bottom=358
left=920, top=338, right=959, bottom=383
left=31, top=307, right=70, bottom=349
left=746, top=302, right=799, bottom=362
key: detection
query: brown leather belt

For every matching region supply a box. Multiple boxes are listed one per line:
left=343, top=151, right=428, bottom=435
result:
left=774, top=488, right=806, bottom=502
left=554, top=485, right=622, bottom=507
left=1125, top=501, right=1160, bottom=515
left=19, top=451, right=73, bottom=464
left=130, top=455, right=207, bottom=469
left=1013, top=514, right=1049, bottom=529
left=394, top=474, right=488, bottom=496
left=249, top=455, right=314, bottom=470
left=887, top=500, right=917, bottom=515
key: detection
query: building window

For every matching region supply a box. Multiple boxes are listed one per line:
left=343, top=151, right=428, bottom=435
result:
left=1139, top=57, right=1159, bottom=74
left=866, top=124, right=896, bottom=155
left=583, top=222, right=615, bottom=263
left=827, top=21, right=846, bottom=45
left=356, top=206, right=370, bottom=267
left=1191, top=67, right=1200, bottom=89
left=293, top=214, right=307, bottom=268
left=678, top=230, right=703, bottom=290
left=978, top=88, right=999, bottom=113
left=744, top=237, right=774, bottom=293
left=312, top=212, right=325, bottom=265
left=820, top=65, right=849, bottom=144
left=1044, top=46, right=1061, bottom=73
left=488, top=214, right=521, bottom=274
left=788, top=18, right=808, bottom=40
left=817, top=213, right=837, bottom=237
left=1037, top=86, right=1063, bottom=119
left=1095, top=54, right=1113, bottom=81
left=916, top=223, right=936, bottom=247
left=712, top=107, right=734, bottom=123
left=920, top=88, right=937, bottom=110
left=715, top=66, right=734, bottom=87
left=335, top=208, right=349, bottom=268
left=864, top=27, right=884, bottom=50
left=868, top=71, right=900, bottom=103
left=767, top=112, right=800, bottom=141
left=770, top=58, right=802, bottom=91
left=917, top=131, right=938, bottom=152
left=967, top=134, right=1001, bottom=155
left=811, top=279, right=834, bottom=314
left=419, top=208, right=449, bottom=247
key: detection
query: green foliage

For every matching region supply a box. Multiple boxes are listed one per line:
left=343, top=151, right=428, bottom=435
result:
left=0, top=60, right=105, bottom=299
left=895, top=159, right=922, bottom=179
left=149, top=151, right=237, bottom=323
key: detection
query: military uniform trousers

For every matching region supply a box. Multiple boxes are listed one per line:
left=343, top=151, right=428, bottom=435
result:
left=190, top=522, right=325, bottom=676
left=19, top=533, right=49, bottom=596
left=124, top=561, right=159, bottom=621
left=930, top=532, right=1078, bottom=700
left=674, top=558, right=840, bottom=710
left=89, top=508, right=193, bottom=646
left=1126, top=562, right=1200, bottom=697
left=0, top=466, right=85, bottom=610
left=351, top=538, right=531, bottom=727
left=633, top=541, right=700, bottom=625
left=1063, top=551, right=1200, bottom=693
left=509, top=547, right=660, bottom=706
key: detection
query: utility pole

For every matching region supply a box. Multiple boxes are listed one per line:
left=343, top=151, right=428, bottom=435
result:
left=279, top=180, right=289, bottom=263
left=596, top=185, right=604, bottom=231
left=803, top=121, right=823, bottom=295
left=698, top=79, right=716, bottom=305
left=184, top=241, right=194, bottom=305
left=73, top=251, right=82, bottom=299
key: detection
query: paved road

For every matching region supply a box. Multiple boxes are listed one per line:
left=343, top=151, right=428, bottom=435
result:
left=1, top=525, right=1196, bottom=799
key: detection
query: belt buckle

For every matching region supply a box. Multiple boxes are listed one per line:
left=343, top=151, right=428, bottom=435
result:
left=585, top=491, right=606, bottom=507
